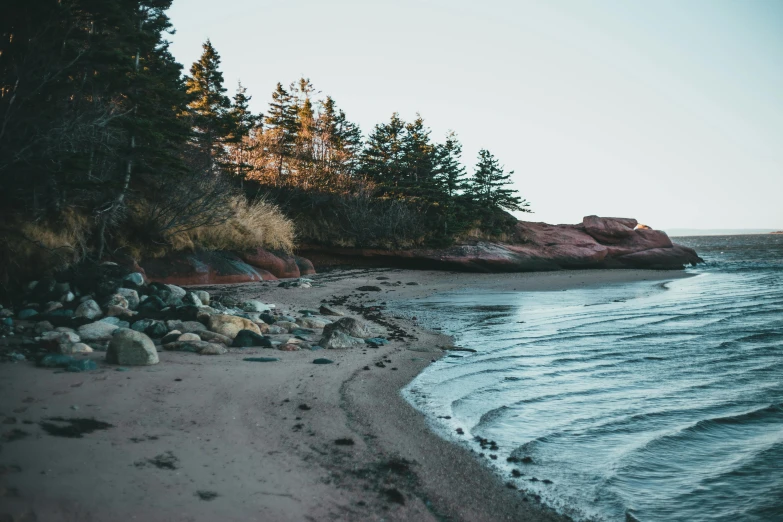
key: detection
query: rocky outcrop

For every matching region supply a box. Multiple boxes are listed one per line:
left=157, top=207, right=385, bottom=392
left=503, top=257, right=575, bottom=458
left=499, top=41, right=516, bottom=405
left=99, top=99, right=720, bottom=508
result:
left=140, top=249, right=317, bottom=286
left=301, top=216, right=703, bottom=272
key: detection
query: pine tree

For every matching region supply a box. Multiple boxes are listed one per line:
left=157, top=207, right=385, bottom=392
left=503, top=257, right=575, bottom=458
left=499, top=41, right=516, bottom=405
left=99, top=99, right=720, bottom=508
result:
left=361, top=113, right=406, bottom=192
left=185, top=39, right=232, bottom=173
left=468, top=149, right=530, bottom=213
left=291, top=78, right=317, bottom=185
left=400, top=115, right=436, bottom=195
left=263, top=82, right=298, bottom=181
left=226, top=81, right=261, bottom=182
left=433, top=132, right=467, bottom=197
left=319, top=96, right=361, bottom=178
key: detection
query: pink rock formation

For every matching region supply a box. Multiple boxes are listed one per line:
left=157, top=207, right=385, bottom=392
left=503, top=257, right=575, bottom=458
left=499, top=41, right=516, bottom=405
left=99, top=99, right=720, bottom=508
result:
left=141, top=249, right=319, bottom=286
left=301, top=217, right=702, bottom=272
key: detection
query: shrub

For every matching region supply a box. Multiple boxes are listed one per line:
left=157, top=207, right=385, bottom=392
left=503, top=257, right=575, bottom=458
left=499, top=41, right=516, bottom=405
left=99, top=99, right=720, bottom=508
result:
left=167, top=196, right=296, bottom=253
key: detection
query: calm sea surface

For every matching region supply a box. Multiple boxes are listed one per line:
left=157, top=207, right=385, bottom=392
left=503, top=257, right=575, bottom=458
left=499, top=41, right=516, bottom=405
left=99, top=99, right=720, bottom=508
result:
left=398, top=235, right=783, bottom=521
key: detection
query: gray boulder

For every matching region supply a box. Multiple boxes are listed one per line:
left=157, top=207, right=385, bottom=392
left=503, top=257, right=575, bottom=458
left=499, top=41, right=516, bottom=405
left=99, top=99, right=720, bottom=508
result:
left=78, top=321, right=119, bottom=342
left=165, top=284, right=187, bottom=305
left=198, top=330, right=232, bottom=346
left=75, top=299, right=103, bottom=320
left=194, top=290, right=210, bottom=306
left=117, top=288, right=140, bottom=310
left=106, top=328, right=159, bottom=366
left=323, top=317, right=372, bottom=339
left=180, top=320, right=207, bottom=334
left=319, top=330, right=364, bottom=349
left=163, top=340, right=227, bottom=355
left=123, top=272, right=145, bottom=288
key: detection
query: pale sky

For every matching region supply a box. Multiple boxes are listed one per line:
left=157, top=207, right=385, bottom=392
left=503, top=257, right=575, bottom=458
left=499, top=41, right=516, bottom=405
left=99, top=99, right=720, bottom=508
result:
left=167, top=0, right=783, bottom=230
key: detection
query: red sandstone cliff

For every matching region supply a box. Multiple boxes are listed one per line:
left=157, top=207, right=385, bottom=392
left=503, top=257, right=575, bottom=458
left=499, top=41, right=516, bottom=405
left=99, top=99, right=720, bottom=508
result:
left=141, top=216, right=702, bottom=285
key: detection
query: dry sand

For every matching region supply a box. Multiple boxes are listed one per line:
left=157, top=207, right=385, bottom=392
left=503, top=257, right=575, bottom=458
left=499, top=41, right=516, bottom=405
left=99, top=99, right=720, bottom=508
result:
left=0, top=268, right=689, bottom=521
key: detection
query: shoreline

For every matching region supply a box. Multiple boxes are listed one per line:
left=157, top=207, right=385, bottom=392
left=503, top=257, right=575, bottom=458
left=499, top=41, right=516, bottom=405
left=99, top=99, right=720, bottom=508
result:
left=0, top=268, right=690, bottom=521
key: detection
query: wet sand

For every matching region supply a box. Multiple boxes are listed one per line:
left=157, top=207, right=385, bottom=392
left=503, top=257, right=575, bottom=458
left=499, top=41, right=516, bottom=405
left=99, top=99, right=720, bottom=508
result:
left=0, top=268, right=689, bottom=521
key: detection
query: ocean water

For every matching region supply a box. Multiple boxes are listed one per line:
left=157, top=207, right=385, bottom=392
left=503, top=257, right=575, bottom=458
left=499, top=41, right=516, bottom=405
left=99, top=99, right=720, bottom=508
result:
left=399, top=235, right=783, bottom=521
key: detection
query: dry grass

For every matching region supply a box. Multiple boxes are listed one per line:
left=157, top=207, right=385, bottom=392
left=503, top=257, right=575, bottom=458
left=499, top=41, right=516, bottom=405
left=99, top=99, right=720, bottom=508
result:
left=168, top=197, right=296, bottom=253
left=0, top=209, right=90, bottom=288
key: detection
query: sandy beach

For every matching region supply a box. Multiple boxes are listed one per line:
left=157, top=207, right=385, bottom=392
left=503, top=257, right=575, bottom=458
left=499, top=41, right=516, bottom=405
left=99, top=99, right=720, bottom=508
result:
left=0, top=268, right=690, bottom=522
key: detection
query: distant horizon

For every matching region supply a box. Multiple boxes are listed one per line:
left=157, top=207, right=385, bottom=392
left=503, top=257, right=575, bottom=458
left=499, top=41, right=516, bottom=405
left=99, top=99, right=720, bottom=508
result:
left=665, top=228, right=782, bottom=237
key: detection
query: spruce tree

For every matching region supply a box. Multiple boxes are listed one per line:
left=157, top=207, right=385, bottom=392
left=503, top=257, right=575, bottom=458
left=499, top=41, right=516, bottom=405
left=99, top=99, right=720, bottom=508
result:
left=433, top=132, right=468, bottom=197
left=320, top=96, right=362, bottom=178
left=264, top=82, right=298, bottom=180
left=400, top=116, right=436, bottom=196
left=292, top=78, right=317, bottom=184
left=226, top=81, right=261, bottom=182
left=468, top=149, right=530, bottom=213
left=361, top=113, right=406, bottom=193
left=185, top=39, right=232, bottom=173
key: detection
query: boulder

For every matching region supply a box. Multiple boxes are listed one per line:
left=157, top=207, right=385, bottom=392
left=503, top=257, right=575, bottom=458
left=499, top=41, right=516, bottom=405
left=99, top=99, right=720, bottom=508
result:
left=183, top=292, right=203, bottom=307
left=180, top=320, right=208, bottom=334
left=106, top=329, right=159, bottom=366
left=161, top=330, right=182, bottom=344
left=106, top=294, right=129, bottom=309
left=123, top=272, right=145, bottom=288
left=40, top=330, right=80, bottom=353
left=177, top=333, right=201, bottom=342
left=62, top=342, right=93, bottom=354
left=142, top=251, right=277, bottom=285
left=582, top=215, right=638, bottom=244
left=163, top=340, right=227, bottom=355
left=165, top=284, right=187, bottom=305
left=106, top=305, right=136, bottom=319
left=165, top=319, right=184, bottom=331
left=319, top=330, right=364, bottom=349
left=319, top=305, right=343, bottom=316
left=77, top=321, right=119, bottom=342
left=75, top=299, right=103, bottom=320
left=240, top=300, right=273, bottom=313
left=117, top=288, right=140, bottom=310
left=274, top=321, right=297, bottom=332
left=198, top=330, right=232, bottom=345
left=194, top=290, right=210, bottom=306
left=232, top=329, right=272, bottom=348
left=294, top=256, right=317, bottom=276
left=323, top=317, right=372, bottom=339
left=43, top=301, right=63, bottom=313
left=34, top=321, right=55, bottom=335
left=296, top=316, right=330, bottom=329
left=18, top=309, right=39, bottom=320
left=199, top=343, right=228, bottom=355
left=207, top=314, right=261, bottom=339
left=618, top=245, right=702, bottom=269
left=239, top=248, right=300, bottom=279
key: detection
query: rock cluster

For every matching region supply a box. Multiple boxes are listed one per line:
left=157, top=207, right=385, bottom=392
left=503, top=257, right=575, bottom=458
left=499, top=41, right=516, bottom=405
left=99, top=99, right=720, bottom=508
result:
left=1, top=265, right=384, bottom=368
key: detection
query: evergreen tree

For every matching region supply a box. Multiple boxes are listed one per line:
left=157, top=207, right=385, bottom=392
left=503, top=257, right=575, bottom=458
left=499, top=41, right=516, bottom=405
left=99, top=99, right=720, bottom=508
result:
left=319, top=96, right=362, bottom=178
left=185, top=39, right=232, bottom=173
left=361, top=113, right=406, bottom=192
left=433, top=132, right=467, bottom=197
left=468, top=149, right=530, bottom=213
left=400, top=116, right=436, bottom=195
left=264, top=82, right=298, bottom=180
left=226, top=81, right=261, bottom=182
left=291, top=78, right=317, bottom=185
